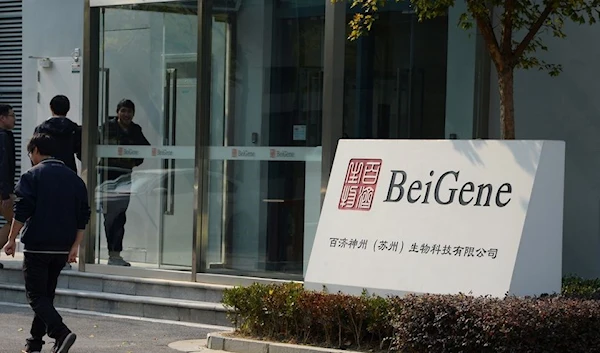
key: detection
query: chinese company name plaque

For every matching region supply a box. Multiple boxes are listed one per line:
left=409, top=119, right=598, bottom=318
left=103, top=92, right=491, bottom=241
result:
left=305, top=140, right=566, bottom=298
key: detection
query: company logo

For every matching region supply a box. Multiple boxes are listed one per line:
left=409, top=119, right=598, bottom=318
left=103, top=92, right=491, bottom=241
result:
left=338, top=159, right=383, bottom=211
left=383, top=170, right=513, bottom=207
left=152, top=147, right=173, bottom=157
left=117, top=146, right=139, bottom=157
left=270, top=149, right=295, bottom=159
left=231, top=148, right=255, bottom=158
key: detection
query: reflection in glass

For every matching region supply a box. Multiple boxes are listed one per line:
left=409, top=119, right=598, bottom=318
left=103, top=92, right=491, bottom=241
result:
left=343, top=4, right=448, bottom=139
left=98, top=99, right=150, bottom=266
left=95, top=1, right=197, bottom=269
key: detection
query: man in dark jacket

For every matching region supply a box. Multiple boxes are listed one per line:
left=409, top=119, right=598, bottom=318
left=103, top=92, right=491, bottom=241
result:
left=98, top=99, right=150, bottom=266
left=0, top=104, right=16, bottom=270
left=34, top=95, right=82, bottom=173
left=36, top=95, right=82, bottom=270
left=4, top=133, right=91, bottom=353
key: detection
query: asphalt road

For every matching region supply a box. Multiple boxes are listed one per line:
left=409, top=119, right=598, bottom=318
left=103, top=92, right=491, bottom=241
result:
left=0, top=303, right=217, bottom=353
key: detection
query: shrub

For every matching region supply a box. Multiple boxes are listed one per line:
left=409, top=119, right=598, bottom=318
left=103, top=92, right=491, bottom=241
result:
left=222, top=283, right=394, bottom=350
left=222, top=282, right=304, bottom=338
left=562, top=275, right=600, bottom=299
left=390, top=294, right=600, bottom=353
left=222, top=277, right=600, bottom=352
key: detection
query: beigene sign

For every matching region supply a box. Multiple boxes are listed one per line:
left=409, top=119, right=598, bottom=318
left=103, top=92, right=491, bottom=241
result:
left=305, top=139, right=565, bottom=298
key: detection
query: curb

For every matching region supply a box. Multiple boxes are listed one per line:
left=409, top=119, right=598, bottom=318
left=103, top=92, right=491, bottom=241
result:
left=206, top=332, right=361, bottom=353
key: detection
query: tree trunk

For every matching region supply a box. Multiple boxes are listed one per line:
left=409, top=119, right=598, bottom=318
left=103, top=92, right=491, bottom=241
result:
left=498, top=68, right=516, bottom=139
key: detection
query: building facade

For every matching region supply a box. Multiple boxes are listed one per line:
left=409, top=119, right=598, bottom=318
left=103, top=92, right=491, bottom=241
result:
left=10, top=0, right=600, bottom=283
left=0, top=0, right=23, bottom=222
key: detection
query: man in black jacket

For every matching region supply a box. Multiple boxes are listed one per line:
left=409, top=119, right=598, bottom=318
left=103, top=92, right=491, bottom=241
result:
left=34, top=95, right=82, bottom=173
left=3, top=133, right=90, bottom=353
left=0, top=104, right=16, bottom=270
left=99, top=99, right=150, bottom=266
left=36, top=95, right=82, bottom=270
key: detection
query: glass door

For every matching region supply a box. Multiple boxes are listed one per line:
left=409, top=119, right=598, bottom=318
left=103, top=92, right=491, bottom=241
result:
left=158, top=10, right=197, bottom=268
left=95, top=1, right=197, bottom=270
left=203, top=0, right=324, bottom=279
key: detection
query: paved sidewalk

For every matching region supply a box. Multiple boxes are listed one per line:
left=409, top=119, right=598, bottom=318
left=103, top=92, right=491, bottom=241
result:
left=0, top=303, right=223, bottom=352
left=169, top=339, right=217, bottom=353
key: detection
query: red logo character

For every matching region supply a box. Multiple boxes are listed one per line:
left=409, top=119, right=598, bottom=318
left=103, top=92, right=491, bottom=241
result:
left=117, top=147, right=123, bottom=156
left=338, top=159, right=382, bottom=211
left=270, top=149, right=276, bottom=158
left=152, top=148, right=157, bottom=156
left=232, top=148, right=238, bottom=157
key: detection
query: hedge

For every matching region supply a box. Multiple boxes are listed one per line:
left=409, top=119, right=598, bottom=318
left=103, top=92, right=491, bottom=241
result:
left=221, top=276, right=600, bottom=353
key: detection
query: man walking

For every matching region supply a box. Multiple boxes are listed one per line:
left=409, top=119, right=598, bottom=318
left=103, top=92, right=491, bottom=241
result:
left=34, top=95, right=81, bottom=173
left=3, top=133, right=91, bottom=353
left=35, top=94, right=82, bottom=270
left=0, top=104, right=16, bottom=270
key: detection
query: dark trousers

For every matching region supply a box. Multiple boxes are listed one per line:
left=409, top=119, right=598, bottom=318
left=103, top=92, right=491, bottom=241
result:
left=103, top=194, right=131, bottom=252
left=100, top=170, right=131, bottom=253
left=23, top=252, right=70, bottom=344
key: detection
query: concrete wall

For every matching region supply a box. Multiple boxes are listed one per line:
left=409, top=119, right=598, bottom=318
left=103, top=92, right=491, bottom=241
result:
left=488, top=21, right=600, bottom=278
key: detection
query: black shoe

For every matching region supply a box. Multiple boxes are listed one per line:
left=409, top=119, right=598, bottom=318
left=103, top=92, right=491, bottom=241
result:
left=25, top=338, right=45, bottom=352
left=0, top=262, right=3, bottom=269
left=53, top=332, right=76, bottom=353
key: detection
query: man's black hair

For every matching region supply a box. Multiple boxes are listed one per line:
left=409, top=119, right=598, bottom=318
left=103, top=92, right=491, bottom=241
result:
left=116, top=99, right=135, bottom=114
left=50, top=95, right=70, bottom=116
left=0, top=104, right=13, bottom=116
left=27, top=133, right=58, bottom=157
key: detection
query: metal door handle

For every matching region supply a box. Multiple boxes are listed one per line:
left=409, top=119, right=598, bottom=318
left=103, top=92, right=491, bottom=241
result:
left=99, top=68, right=110, bottom=211
left=163, top=69, right=177, bottom=215
left=99, top=68, right=110, bottom=129
left=104, top=68, right=110, bottom=127
left=171, top=69, right=177, bottom=146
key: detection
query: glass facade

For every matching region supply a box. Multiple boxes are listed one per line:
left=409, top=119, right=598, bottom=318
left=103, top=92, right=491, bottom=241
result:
left=343, top=2, right=448, bottom=139
left=82, top=0, right=482, bottom=282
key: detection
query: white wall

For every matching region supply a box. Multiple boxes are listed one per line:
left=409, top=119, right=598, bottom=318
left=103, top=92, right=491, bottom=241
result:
left=22, top=0, right=84, bottom=175
left=488, top=21, right=600, bottom=278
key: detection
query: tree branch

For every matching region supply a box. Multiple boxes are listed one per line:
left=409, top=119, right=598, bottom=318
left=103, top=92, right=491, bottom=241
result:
left=502, top=0, right=514, bottom=57
left=513, top=3, right=555, bottom=59
left=473, top=10, right=503, bottom=69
